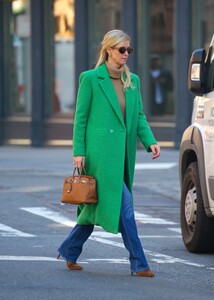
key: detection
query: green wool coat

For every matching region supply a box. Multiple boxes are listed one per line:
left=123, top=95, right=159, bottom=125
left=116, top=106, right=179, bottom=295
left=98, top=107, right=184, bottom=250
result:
left=73, top=63, right=157, bottom=234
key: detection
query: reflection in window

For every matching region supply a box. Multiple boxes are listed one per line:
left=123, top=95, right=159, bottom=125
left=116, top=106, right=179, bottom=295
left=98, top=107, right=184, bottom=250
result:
left=150, top=0, right=174, bottom=116
left=53, top=0, right=75, bottom=114
left=88, top=0, right=122, bottom=67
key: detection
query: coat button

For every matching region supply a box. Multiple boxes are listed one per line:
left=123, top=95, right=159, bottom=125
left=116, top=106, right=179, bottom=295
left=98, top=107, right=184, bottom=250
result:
left=110, top=129, right=114, bottom=133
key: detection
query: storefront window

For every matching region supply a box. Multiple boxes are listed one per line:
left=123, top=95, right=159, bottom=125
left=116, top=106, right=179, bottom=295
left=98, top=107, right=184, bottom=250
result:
left=4, top=0, right=31, bottom=115
left=149, top=0, right=174, bottom=116
left=53, top=0, right=75, bottom=114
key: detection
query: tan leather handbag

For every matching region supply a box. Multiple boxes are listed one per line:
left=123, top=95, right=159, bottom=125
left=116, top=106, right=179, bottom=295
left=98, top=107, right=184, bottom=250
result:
left=61, top=168, right=97, bottom=205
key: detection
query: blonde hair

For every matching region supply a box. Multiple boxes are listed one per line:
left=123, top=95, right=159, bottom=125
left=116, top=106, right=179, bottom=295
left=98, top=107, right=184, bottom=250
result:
left=95, top=29, right=132, bottom=89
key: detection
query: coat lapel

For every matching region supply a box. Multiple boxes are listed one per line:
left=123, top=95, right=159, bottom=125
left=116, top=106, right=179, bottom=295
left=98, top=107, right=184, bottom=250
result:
left=125, top=81, right=135, bottom=133
left=97, top=64, right=125, bottom=128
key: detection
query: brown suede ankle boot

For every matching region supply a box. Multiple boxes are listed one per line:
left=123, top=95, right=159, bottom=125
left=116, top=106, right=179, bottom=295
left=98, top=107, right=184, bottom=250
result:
left=132, top=269, right=155, bottom=277
left=66, top=261, right=83, bottom=271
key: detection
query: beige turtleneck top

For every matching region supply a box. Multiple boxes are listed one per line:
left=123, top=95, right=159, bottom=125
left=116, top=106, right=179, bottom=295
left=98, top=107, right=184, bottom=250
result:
left=106, top=62, right=125, bottom=120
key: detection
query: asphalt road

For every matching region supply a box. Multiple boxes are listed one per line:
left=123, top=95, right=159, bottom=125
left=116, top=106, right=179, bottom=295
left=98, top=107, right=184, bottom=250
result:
left=0, top=146, right=214, bottom=300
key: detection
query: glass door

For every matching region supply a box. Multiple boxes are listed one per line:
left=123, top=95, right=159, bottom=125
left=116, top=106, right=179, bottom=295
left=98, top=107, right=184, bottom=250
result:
left=3, top=0, right=31, bottom=115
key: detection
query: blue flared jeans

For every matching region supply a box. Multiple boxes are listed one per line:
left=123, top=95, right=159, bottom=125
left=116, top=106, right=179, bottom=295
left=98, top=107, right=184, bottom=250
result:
left=57, top=183, right=149, bottom=272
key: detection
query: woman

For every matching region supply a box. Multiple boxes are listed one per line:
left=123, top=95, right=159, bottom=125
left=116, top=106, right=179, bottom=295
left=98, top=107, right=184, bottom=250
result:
left=57, top=29, right=160, bottom=277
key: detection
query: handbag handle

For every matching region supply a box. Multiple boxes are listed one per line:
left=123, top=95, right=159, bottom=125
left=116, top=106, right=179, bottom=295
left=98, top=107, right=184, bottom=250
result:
left=72, top=167, right=87, bottom=178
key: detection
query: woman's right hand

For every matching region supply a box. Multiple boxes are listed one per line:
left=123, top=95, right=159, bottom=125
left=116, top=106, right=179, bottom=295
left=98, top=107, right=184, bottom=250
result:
left=73, top=156, right=86, bottom=168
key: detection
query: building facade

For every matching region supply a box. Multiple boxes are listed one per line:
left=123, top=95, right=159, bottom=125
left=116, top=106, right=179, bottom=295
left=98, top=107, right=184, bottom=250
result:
left=0, top=0, right=213, bottom=147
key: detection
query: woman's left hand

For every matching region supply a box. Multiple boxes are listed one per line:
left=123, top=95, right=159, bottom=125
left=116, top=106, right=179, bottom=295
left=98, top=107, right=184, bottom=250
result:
left=150, top=144, right=160, bottom=160
left=73, top=156, right=86, bottom=168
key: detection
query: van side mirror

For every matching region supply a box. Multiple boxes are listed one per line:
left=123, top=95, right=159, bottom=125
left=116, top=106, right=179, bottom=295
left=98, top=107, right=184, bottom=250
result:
left=188, top=49, right=206, bottom=96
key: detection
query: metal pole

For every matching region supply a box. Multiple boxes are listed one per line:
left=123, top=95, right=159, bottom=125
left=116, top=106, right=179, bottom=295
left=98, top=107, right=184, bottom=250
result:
left=31, top=0, right=45, bottom=146
left=74, top=0, right=89, bottom=97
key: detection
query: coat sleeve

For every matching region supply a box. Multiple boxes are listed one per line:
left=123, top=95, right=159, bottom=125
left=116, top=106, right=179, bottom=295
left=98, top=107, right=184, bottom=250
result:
left=136, top=76, right=157, bottom=151
left=73, top=72, right=92, bottom=156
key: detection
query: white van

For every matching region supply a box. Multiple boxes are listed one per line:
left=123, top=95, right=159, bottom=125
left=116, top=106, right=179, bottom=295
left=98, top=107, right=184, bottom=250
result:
left=179, top=35, right=214, bottom=253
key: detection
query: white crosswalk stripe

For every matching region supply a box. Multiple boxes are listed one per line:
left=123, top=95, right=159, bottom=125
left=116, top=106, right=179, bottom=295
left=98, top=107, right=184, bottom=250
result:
left=20, top=207, right=76, bottom=227
left=168, top=227, right=181, bottom=234
left=135, top=162, right=177, bottom=170
left=0, top=256, right=58, bottom=261
left=0, top=223, right=35, bottom=237
left=135, top=212, right=176, bottom=225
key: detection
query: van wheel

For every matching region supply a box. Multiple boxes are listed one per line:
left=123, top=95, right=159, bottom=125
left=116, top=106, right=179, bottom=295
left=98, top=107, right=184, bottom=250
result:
left=181, top=162, right=214, bottom=253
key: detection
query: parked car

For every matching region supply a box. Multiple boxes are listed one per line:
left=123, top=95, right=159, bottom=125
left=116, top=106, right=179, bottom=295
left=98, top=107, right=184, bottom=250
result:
left=179, top=35, right=214, bottom=253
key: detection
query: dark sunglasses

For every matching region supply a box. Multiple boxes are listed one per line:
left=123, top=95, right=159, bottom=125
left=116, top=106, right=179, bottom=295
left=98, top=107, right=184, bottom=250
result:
left=113, top=46, right=134, bottom=55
